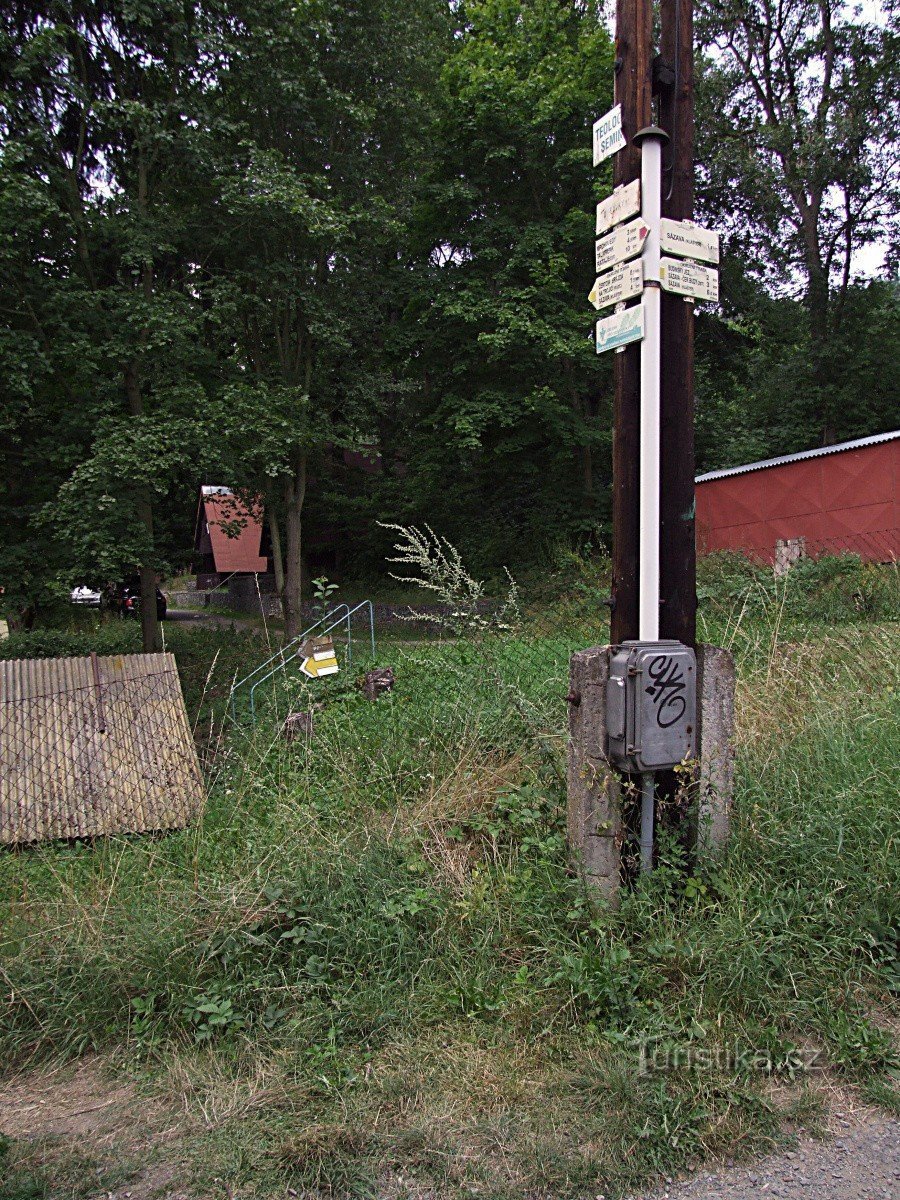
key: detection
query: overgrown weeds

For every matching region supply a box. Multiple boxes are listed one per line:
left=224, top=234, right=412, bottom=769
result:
left=0, top=556, right=898, bottom=1197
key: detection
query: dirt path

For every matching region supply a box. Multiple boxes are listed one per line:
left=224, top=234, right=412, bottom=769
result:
left=2, top=1058, right=898, bottom=1199
left=630, top=1113, right=900, bottom=1200
left=166, top=608, right=257, bottom=631
left=0, top=1058, right=192, bottom=1199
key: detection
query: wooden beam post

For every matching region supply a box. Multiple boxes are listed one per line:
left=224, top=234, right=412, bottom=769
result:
left=610, top=0, right=653, bottom=644
left=657, top=0, right=697, bottom=647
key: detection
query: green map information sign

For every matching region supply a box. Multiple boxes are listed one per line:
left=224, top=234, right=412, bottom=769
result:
left=595, top=304, right=645, bottom=354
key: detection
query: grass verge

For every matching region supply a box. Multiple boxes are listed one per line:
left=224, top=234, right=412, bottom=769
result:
left=0, top=598, right=898, bottom=1197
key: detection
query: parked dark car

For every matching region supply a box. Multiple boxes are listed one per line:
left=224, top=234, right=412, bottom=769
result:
left=109, top=580, right=167, bottom=621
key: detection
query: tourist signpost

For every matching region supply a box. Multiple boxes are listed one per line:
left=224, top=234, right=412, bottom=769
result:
left=659, top=257, right=719, bottom=302
left=595, top=304, right=645, bottom=354
left=584, top=23, right=720, bottom=875
left=659, top=218, right=719, bottom=264
left=595, top=217, right=649, bottom=273
left=592, top=104, right=627, bottom=165
left=299, top=637, right=339, bottom=679
left=596, top=179, right=641, bottom=235
left=588, top=260, right=643, bottom=310
left=569, top=0, right=735, bottom=904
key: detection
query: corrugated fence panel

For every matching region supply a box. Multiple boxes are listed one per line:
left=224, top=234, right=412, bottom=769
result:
left=0, top=652, right=205, bottom=844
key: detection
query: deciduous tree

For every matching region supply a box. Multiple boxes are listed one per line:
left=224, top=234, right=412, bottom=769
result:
left=696, top=0, right=899, bottom=443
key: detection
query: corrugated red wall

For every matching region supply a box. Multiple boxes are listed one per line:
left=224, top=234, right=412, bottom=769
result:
left=695, top=438, right=899, bottom=563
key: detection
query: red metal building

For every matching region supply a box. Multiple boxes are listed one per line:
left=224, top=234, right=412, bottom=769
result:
left=695, top=431, right=899, bottom=564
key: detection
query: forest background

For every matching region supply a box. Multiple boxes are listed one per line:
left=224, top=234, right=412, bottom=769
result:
left=1, top=0, right=898, bottom=643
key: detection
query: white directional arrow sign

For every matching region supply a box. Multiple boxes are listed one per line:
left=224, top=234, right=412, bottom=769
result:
left=595, top=217, right=650, bottom=274
left=595, top=304, right=645, bottom=354
left=595, top=179, right=641, bottom=235
left=658, top=256, right=719, bottom=303
left=298, top=636, right=339, bottom=679
left=659, top=219, right=720, bottom=264
left=588, top=260, right=643, bottom=310
left=592, top=104, right=626, bottom=166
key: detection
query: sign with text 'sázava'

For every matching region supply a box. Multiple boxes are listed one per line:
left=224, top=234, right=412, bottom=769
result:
left=659, top=219, right=720, bottom=264
left=595, top=304, right=645, bottom=354
left=658, top=257, right=719, bottom=303
left=595, top=179, right=641, bottom=235
left=595, top=217, right=649, bottom=274
left=593, top=104, right=626, bottom=166
left=589, top=259, right=643, bottom=310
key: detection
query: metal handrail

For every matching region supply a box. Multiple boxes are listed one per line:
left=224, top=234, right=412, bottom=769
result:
left=230, top=600, right=376, bottom=723
left=349, top=600, right=377, bottom=661
left=232, top=605, right=350, bottom=694
left=229, top=605, right=350, bottom=720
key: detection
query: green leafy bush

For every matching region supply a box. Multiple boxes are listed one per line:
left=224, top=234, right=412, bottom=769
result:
left=787, top=553, right=898, bottom=622
left=0, top=624, right=140, bottom=661
left=697, top=550, right=898, bottom=623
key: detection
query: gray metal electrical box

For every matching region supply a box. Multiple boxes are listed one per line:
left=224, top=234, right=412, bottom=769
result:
left=606, top=640, right=697, bottom=773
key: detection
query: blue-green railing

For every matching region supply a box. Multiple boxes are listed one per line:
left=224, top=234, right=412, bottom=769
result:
left=230, top=601, right=376, bottom=722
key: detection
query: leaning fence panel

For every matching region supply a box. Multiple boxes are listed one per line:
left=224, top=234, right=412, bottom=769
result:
left=0, top=652, right=205, bottom=844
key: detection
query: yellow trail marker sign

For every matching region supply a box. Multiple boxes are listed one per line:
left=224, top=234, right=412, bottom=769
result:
left=299, top=636, right=339, bottom=679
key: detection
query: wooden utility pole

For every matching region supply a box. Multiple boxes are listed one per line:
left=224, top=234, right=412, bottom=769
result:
left=569, top=0, right=734, bottom=896
left=610, top=0, right=652, bottom=644
left=657, top=0, right=697, bottom=647
left=610, top=0, right=697, bottom=648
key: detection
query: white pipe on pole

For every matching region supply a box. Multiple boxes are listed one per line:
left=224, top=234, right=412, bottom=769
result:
left=633, top=125, right=668, bottom=872
left=637, top=130, right=664, bottom=643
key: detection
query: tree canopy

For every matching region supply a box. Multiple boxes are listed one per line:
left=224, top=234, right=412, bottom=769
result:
left=0, top=0, right=897, bottom=636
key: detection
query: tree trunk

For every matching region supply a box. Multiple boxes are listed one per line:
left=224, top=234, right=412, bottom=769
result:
left=567, top=363, right=594, bottom=500
left=268, top=504, right=286, bottom=600
left=124, top=151, right=161, bottom=653
left=137, top=559, right=160, bottom=655
left=281, top=454, right=307, bottom=641
left=807, top=271, right=834, bottom=445
left=124, top=360, right=161, bottom=653
left=799, top=212, right=834, bottom=445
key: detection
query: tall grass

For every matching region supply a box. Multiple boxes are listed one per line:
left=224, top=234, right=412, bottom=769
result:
left=0, top=569, right=898, bottom=1197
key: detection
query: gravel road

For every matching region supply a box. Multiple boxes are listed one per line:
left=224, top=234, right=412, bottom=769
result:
left=630, top=1115, right=900, bottom=1200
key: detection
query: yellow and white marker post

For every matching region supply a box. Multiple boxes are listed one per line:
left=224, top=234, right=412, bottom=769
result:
left=299, top=636, right=339, bottom=679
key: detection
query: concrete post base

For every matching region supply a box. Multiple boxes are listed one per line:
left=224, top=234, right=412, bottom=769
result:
left=695, top=643, right=736, bottom=855
left=566, top=646, right=624, bottom=903
left=566, top=642, right=736, bottom=898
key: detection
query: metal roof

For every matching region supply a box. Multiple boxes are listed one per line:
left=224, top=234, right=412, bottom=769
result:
left=196, top=487, right=268, bottom=574
left=695, top=430, right=899, bottom=483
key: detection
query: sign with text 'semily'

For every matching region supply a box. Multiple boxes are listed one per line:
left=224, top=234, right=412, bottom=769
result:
left=658, top=257, right=719, bottom=303
left=595, top=217, right=649, bottom=274
left=595, top=179, right=640, bottom=235
left=592, top=104, right=626, bottom=166
left=588, top=259, right=643, bottom=309
left=659, top=219, right=720, bottom=264
left=595, top=304, right=645, bottom=354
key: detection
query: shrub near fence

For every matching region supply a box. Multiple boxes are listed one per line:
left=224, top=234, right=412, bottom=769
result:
left=234, top=546, right=898, bottom=835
